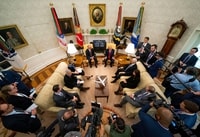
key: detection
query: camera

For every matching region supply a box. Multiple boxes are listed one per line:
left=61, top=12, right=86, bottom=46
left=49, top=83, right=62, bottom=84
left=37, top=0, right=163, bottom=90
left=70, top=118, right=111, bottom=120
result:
left=154, top=92, right=197, bottom=137
left=81, top=101, right=103, bottom=137
left=107, top=113, right=118, bottom=125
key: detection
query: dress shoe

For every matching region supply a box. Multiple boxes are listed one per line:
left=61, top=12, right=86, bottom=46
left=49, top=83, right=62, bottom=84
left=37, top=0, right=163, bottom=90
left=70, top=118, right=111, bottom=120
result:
left=81, top=87, right=90, bottom=91
left=104, top=64, right=107, bottom=67
left=114, top=91, right=119, bottom=95
left=114, top=104, right=122, bottom=108
left=95, top=65, right=98, bottom=68
left=78, top=102, right=85, bottom=106
left=75, top=105, right=84, bottom=109
left=111, top=80, right=117, bottom=83
left=117, top=92, right=125, bottom=95
left=112, top=76, right=116, bottom=78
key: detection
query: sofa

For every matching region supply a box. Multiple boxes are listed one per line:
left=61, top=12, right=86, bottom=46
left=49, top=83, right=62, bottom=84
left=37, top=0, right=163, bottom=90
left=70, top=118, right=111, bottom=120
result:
left=34, top=62, right=80, bottom=112
left=120, top=61, right=168, bottom=118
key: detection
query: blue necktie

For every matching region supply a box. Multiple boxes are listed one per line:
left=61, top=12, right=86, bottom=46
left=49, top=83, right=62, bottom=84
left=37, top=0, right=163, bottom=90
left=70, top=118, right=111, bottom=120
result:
left=183, top=55, right=192, bottom=63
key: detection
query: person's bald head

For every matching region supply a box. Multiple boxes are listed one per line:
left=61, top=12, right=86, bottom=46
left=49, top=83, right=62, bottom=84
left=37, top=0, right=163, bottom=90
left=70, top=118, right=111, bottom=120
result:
left=131, top=58, right=137, bottom=64
left=155, top=107, right=173, bottom=127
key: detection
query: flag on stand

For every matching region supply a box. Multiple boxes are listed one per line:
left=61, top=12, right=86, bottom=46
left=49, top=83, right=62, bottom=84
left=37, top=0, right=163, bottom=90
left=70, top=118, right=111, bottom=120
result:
left=72, top=4, right=83, bottom=48
left=113, top=3, right=125, bottom=46
left=131, top=3, right=145, bottom=48
left=50, top=3, right=67, bottom=50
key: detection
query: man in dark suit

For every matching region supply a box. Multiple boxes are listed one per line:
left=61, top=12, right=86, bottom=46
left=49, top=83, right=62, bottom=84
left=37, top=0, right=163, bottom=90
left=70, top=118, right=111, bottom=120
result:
left=143, top=44, right=157, bottom=68
left=0, top=103, right=42, bottom=134
left=148, top=52, right=164, bottom=78
left=0, top=70, right=34, bottom=96
left=57, top=108, right=80, bottom=137
left=114, top=85, right=156, bottom=108
left=85, top=44, right=98, bottom=68
left=104, top=45, right=115, bottom=67
left=137, top=37, right=151, bottom=54
left=64, top=69, right=89, bottom=91
left=131, top=103, right=174, bottom=137
left=52, top=84, right=84, bottom=109
left=111, top=58, right=137, bottom=83
left=172, top=47, right=198, bottom=73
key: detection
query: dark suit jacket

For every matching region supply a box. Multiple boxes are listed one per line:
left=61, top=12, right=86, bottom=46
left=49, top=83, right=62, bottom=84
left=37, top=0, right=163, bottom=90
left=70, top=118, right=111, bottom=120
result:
left=145, top=52, right=157, bottom=65
left=85, top=48, right=96, bottom=60
left=148, top=59, right=164, bottom=78
left=0, top=70, right=31, bottom=96
left=121, top=75, right=140, bottom=88
left=7, top=95, right=33, bottom=110
left=178, top=53, right=198, bottom=68
left=1, top=113, right=41, bottom=133
left=131, top=104, right=173, bottom=137
left=57, top=110, right=79, bottom=136
left=123, top=64, right=137, bottom=76
left=135, top=50, right=148, bottom=63
left=137, top=42, right=151, bottom=53
left=134, top=88, right=156, bottom=107
left=53, top=90, right=75, bottom=108
left=64, top=75, right=78, bottom=89
left=104, top=49, right=115, bottom=60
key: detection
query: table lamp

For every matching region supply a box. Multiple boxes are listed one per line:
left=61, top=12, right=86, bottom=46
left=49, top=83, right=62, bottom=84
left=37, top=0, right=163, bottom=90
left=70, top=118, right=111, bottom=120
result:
left=125, top=43, right=135, bottom=60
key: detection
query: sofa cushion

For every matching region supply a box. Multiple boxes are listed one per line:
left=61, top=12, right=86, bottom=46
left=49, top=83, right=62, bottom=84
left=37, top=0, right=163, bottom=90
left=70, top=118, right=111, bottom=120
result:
left=136, top=61, right=146, bottom=72
left=47, top=72, right=65, bottom=87
left=54, top=62, right=68, bottom=76
left=34, top=83, right=55, bottom=110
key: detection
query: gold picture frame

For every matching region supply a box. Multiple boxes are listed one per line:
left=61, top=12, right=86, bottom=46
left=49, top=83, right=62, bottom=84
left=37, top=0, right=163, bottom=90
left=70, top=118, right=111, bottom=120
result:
left=89, top=4, right=106, bottom=27
left=59, top=18, right=75, bottom=36
left=122, top=17, right=137, bottom=34
left=0, top=24, right=28, bottom=49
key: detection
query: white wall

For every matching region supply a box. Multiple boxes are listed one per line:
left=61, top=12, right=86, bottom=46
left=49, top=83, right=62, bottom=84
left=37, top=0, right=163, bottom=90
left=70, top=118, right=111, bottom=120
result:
left=0, top=0, right=200, bottom=74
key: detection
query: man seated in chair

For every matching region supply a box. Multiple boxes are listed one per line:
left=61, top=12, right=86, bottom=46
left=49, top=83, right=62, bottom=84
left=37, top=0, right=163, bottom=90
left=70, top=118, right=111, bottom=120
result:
left=64, top=69, right=90, bottom=91
left=111, top=58, right=137, bottom=83
left=85, top=44, right=98, bottom=68
left=52, top=84, right=85, bottom=109
left=104, top=45, right=115, bottom=67
left=114, top=85, right=156, bottom=108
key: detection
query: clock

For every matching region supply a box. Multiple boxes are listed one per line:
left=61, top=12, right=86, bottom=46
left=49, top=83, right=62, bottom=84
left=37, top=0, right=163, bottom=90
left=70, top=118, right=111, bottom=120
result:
left=161, top=19, right=187, bottom=57
left=167, top=19, right=187, bottom=39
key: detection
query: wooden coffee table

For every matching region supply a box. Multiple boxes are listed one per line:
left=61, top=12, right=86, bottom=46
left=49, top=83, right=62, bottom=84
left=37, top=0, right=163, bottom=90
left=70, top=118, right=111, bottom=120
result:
left=94, top=75, right=109, bottom=102
left=116, top=54, right=130, bottom=67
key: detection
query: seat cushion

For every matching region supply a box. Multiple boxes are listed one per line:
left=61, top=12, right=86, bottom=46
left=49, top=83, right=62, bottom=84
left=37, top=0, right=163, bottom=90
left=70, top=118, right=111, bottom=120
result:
left=47, top=72, right=65, bottom=87
left=34, top=83, right=55, bottom=110
left=54, top=62, right=68, bottom=76
left=136, top=61, right=146, bottom=72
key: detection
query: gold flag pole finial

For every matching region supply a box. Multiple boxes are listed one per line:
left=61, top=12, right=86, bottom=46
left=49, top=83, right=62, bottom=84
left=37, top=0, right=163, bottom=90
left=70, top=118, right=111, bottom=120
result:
left=49, top=3, right=53, bottom=7
left=120, top=2, right=123, bottom=6
left=72, top=3, right=75, bottom=7
left=141, top=2, right=145, bottom=6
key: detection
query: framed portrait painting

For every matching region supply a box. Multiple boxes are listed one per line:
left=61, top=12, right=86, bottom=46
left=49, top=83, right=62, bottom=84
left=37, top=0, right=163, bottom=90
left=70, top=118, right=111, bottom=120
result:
left=122, top=17, right=136, bottom=34
left=0, top=24, right=28, bottom=49
left=59, top=18, right=75, bottom=36
left=89, top=4, right=106, bottom=27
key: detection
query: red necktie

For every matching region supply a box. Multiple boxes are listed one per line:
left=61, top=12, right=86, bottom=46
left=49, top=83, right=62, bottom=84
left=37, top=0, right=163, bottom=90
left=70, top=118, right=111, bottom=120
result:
left=108, top=50, right=111, bottom=59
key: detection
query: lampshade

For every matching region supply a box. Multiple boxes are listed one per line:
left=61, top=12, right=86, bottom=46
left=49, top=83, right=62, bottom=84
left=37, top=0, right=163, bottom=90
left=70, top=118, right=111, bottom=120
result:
left=125, top=43, right=135, bottom=54
left=67, top=43, right=78, bottom=55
